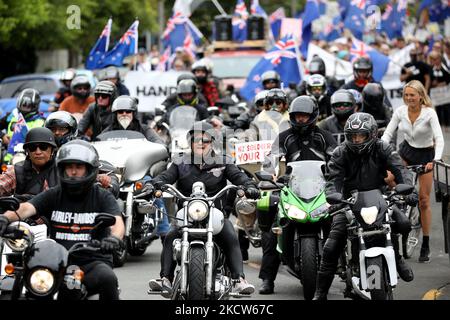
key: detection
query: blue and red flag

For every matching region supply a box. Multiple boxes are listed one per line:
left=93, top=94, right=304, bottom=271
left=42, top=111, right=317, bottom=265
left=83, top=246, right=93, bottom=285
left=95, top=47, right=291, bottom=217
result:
left=85, top=18, right=112, bottom=70
left=232, top=0, right=249, bottom=43
left=350, top=37, right=390, bottom=81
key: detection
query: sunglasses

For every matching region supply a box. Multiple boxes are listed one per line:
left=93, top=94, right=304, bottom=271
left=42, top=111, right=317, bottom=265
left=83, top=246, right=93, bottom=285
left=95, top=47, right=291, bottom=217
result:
left=117, top=110, right=133, bottom=114
left=27, top=143, right=51, bottom=152
left=75, top=86, right=90, bottom=91
left=95, top=93, right=110, bottom=99
left=193, top=137, right=212, bottom=144
left=266, top=99, right=285, bottom=105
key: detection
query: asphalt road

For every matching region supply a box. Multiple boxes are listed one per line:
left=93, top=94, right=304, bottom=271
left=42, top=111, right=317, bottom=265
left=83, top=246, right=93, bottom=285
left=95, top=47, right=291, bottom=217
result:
left=115, top=130, right=450, bottom=300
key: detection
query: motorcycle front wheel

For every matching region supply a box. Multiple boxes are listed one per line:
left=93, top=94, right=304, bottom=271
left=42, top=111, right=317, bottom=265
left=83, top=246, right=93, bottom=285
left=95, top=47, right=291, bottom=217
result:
left=300, top=237, right=319, bottom=300
left=366, top=256, right=393, bottom=300
left=187, top=247, right=207, bottom=300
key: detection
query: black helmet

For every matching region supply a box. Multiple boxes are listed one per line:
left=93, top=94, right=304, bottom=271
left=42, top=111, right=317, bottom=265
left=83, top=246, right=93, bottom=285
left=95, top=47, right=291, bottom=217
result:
left=306, top=74, right=327, bottom=100
left=264, top=88, right=287, bottom=110
left=353, top=57, right=373, bottom=87
left=45, top=111, right=78, bottom=147
left=362, top=83, right=384, bottom=114
left=344, top=112, right=378, bottom=155
left=177, top=79, right=198, bottom=105
left=330, top=89, right=356, bottom=121
left=186, top=120, right=215, bottom=143
left=56, top=140, right=100, bottom=197
left=309, top=56, right=326, bottom=76
left=111, top=95, right=138, bottom=113
left=261, top=71, right=281, bottom=89
left=16, top=88, right=41, bottom=115
left=288, top=95, right=319, bottom=134
left=23, top=127, right=57, bottom=151
left=94, top=80, right=117, bottom=104
left=176, top=72, right=197, bottom=85
left=70, top=75, right=91, bottom=99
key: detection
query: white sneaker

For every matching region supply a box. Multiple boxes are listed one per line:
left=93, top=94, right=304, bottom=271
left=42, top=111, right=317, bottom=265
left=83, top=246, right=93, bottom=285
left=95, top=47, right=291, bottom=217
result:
left=149, top=277, right=172, bottom=298
left=233, top=277, right=255, bottom=295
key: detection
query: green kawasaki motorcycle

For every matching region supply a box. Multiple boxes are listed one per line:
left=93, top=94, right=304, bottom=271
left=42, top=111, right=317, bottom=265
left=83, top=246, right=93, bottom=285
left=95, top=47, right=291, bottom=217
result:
left=257, top=160, right=330, bottom=300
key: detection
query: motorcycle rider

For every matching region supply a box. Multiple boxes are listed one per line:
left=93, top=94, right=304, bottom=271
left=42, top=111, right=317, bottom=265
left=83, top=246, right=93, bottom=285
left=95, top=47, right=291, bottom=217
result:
left=305, top=74, right=331, bottom=121
left=45, top=111, right=120, bottom=197
left=0, top=140, right=125, bottom=300
left=0, top=127, right=58, bottom=202
left=148, top=121, right=260, bottom=296
left=191, top=60, right=220, bottom=106
left=3, top=88, right=46, bottom=163
left=54, top=68, right=76, bottom=105
left=101, top=95, right=164, bottom=145
left=161, top=73, right=208, bottom=109
left=298, top=56, right=343, bottom=96
left=247, top=88, right=289, bottom=142
left=59, top=75, right=95, bottom=115
left=257, top=96, right=337, bottom=294
left=158, top=79, right=209, bottom=126
left=318, top=89, right=356, bottom=144
left=77, top=80, right=117, bottom=141
left=313, top=112, right=417, bottom=300
left=99, top=66, right=130, bottom=96
left=261, top=70, right=281, bottom=90
left=361, top=83, right=393, bottom=131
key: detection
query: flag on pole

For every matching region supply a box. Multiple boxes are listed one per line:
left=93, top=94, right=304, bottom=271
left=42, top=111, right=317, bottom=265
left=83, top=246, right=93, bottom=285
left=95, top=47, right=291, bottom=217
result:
left=349, top=37, right=390, bottom=81
left=269, top=7, right=286, bottom=41
left=85, top=18, right=112, bottom=70
left=232, top=0, right=249, bottom=43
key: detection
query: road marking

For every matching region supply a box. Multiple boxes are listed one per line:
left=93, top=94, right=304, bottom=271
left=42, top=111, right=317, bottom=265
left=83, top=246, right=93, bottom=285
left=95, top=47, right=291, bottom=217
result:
left=422, top=289, right=442, bottom=300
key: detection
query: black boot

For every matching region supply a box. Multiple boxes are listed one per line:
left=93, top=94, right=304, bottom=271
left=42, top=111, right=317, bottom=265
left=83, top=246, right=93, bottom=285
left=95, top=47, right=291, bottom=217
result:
left=392, top=235, right=414, bottom=282
left=259, top=279, right=274, bottom=294
left=312, top=271, right=335, bottom=300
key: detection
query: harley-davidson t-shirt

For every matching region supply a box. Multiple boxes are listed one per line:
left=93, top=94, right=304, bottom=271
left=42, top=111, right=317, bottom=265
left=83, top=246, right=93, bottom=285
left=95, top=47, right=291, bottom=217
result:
left=29, top=185, right=121, bottom=263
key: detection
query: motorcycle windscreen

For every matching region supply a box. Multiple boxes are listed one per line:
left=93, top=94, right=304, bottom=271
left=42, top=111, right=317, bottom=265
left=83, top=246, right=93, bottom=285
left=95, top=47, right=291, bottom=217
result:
left=352, top=189, right=388, bottom=228
left=169, top=106, right=198, bottom=151
left=25, top=239, right=68, bottom=272
left=287, top=161, right=326, bottom=201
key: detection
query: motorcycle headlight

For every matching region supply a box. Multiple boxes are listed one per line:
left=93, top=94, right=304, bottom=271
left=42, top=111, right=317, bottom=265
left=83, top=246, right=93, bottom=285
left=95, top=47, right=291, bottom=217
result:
left=28, top=268, right=55, bottom=295
left=187, top=200, right=209, bottom=221
left=285, top=204, right=307, bottom=220
left=310, top=203, right=330, bottom=218
left=360, top=206, right=378, bottom=225
left=5, top=222, right=33, bottom=252
left=235, top=199, right=256, bottom=216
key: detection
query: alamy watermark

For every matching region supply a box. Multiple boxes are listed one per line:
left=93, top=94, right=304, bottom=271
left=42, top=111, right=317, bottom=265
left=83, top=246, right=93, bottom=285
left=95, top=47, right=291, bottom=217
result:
left=66, top=5, right=81, bottom=30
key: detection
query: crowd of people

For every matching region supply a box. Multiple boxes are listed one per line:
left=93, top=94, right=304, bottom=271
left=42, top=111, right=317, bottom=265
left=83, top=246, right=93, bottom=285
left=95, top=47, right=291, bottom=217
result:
left=0, top=31, right=447, bottom=300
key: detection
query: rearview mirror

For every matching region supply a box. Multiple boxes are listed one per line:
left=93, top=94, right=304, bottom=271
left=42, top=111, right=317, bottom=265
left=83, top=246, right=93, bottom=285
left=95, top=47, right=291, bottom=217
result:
left=0, top=197, right=21, bottom=212
left=94, top=213, right=116, bottom=228
left=255, top=171, right=273, bottom=182
left=394, top=184, right=414, bottom=195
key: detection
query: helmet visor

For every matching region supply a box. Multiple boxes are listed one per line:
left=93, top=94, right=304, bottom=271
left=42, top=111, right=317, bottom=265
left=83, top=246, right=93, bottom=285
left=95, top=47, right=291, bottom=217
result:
left=345, top=132, right=370, bottom=145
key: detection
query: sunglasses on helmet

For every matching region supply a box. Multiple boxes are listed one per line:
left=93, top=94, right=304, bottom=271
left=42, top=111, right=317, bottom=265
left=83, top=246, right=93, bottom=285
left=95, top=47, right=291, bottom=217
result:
left=266, top=98, right=285, bottom=105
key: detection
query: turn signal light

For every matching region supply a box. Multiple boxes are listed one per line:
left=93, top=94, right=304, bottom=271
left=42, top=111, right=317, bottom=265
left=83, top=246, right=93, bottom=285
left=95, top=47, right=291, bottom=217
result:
left=1, top=164, right=8, bottom=172
left=5, top=263, right=15, bottom=275
left=74, top=269, right=84, bottom=281
left=135, top=182, right=144, bottom=190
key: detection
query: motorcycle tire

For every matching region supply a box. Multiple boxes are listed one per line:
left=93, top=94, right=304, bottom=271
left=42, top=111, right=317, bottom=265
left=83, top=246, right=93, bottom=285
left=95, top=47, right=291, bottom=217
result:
left=365, top=256, right=393, bottom=300
left=127, top=237, right=147, bottom=256
left=187, top=247, right=207, bottom=300
left=300, top=237, right=319, bottom=300
left=113, top=241, right=128, bottom=268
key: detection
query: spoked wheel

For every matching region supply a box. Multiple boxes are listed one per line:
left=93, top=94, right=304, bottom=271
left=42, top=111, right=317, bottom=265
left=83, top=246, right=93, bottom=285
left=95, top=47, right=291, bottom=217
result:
left=403, top=207, right=421, bottom=259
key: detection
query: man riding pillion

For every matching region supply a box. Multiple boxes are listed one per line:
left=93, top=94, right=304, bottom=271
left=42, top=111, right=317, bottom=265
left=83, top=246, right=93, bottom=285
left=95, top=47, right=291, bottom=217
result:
left=306, top=74, right=331, bottom=121
left=45, top=111, right=120, bottom=197
left=77, top=80, right=117, bottom=141
left=148, top=121, right=260, bottom=297
left=59, top=75, right=95, bottom=115
left=257, top=96, right=337, bottom=295
left=3, top=88, right=46, bottom=163
left=318, top=89, right=357, bottom=144
left=0, top=127, right=58, bottom=202
left=0, top=140, right=125, bottom=300
left=313, top=112, right=417, bottom=300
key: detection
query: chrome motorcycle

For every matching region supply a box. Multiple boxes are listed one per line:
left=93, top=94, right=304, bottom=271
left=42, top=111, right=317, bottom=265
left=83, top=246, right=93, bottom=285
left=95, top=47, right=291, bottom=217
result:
left=93, top=130, right=169, bottom=267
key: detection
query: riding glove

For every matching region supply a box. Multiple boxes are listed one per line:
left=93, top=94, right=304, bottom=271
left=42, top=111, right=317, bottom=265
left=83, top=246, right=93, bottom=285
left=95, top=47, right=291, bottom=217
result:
left=100, top=236, right=122, bottom=253
left=405, top=189, right=419, bottom=206
left=245, top=187, right=260, bottom=200
left=0, top=215, right=10, bottom=236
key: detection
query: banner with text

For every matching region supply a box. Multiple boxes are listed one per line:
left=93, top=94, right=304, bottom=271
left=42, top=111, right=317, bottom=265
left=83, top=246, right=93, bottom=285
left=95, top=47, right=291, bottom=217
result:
left=124, top=71, right=182, bottom=113
left=235, top=140, right=273, bottom=165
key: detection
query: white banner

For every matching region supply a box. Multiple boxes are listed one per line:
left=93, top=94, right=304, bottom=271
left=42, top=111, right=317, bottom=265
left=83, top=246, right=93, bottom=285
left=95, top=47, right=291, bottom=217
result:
left=307, top=44, right=353, bottom=80
left=124, top=70, right=182, bottom=113
left=235, top=140, right=273, bottom=165
left=430, top=84, right=450, bottom=107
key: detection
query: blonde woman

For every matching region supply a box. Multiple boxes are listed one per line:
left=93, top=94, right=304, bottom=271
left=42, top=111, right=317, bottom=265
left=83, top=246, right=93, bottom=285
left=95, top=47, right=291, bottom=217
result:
left=382, top=80, right=445, bottom=262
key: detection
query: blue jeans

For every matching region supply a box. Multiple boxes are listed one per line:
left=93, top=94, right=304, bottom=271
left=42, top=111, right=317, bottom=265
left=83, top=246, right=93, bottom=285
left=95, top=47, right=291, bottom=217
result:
left=142, top=175, right=169, bottom=236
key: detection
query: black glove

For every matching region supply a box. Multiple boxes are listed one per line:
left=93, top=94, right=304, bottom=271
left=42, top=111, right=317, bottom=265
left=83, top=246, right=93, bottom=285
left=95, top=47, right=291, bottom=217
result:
left=0, top=215, right=10, bottom=236
left=152, top=180, right=165, bottom=191
left=245, top=187, right=260, bottom=200
left=277, top=175, right=290, bottom=184
left=100, top=236, right=122, bottom=253
left=405, top=189, right=419, bottom=206
left=326, top=192, right=343, bottom=204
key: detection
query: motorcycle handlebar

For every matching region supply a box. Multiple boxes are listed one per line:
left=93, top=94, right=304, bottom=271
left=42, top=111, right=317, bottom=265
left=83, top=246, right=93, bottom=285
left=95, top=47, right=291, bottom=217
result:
left=161, top=184, right=245, bottom=203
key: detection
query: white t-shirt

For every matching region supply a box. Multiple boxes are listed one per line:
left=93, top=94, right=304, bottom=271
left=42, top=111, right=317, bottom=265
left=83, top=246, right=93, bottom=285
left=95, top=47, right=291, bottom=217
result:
left=381, top=105, right=445, bottom=160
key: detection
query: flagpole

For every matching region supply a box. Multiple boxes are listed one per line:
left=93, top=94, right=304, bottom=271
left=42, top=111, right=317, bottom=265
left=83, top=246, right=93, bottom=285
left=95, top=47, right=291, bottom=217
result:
left=135, top=18, right=139, bottom=71
left=293, top=36, right=305, bottom=82
left=211, top=0, right=227, bottom=15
